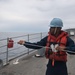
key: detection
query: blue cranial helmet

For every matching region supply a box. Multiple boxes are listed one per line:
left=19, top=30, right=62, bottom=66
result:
left=50, top=18, right=63, bottom=27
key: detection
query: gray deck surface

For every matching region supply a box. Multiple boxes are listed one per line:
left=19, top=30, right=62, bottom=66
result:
left=0, top=54, right=75, bottom=75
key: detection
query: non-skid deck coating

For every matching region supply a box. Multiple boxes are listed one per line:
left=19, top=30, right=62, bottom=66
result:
left=0, top=54, right=75, bottom=75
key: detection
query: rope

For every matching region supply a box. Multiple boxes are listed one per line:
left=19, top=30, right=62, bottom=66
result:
left=22, top=43, right=75, bottom=54
left=0, top=41, right=75, bottom=54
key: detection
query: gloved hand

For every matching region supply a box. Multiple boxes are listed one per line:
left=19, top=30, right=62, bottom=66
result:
left=17, top=40, right=25, bottom=45
left=55, top=46, right=66, bottom=51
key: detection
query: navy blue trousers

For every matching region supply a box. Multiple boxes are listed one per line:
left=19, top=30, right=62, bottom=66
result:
left=46, top=60, right=68, bottom=75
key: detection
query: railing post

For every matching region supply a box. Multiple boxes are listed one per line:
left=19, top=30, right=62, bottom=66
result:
left=28, top=34, right=29, bottom=54
left=6, top=38, right=9, bottom=65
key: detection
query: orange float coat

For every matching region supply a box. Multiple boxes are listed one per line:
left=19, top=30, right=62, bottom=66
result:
left=45, top=31, right=68, bottom=62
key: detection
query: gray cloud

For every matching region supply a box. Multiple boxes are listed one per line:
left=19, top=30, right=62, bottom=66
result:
left=0, top=0, right=75, bottom=32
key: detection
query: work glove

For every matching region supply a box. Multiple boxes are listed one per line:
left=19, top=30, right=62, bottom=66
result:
left=17, top=40, right=25, bottom=45
left=55, top=46, right=66, bottom=51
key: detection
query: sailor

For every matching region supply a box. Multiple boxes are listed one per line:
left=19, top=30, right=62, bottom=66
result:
left=18, top=18, right=75, bottom=75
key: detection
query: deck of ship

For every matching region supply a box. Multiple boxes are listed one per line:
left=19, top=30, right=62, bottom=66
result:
left=0, top=52, right=75, bottom=75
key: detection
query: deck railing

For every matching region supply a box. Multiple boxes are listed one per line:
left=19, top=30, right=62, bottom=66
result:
left=0, top=32, right=47, bottom=66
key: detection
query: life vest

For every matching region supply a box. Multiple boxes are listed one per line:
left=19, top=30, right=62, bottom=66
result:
left=45, top=31, right=68, bottom=62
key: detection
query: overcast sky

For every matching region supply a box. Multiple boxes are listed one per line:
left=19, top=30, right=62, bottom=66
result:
left=0, top=0, right=75, bottom=32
